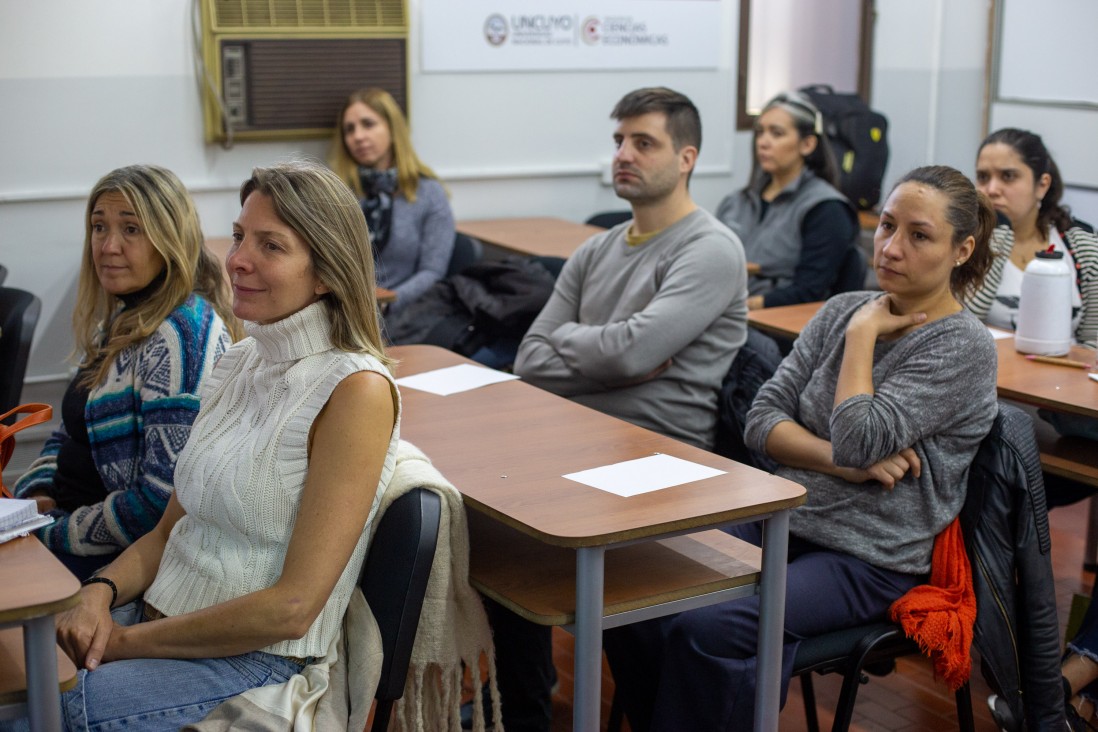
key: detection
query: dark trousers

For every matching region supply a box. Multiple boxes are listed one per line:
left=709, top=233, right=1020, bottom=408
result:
left=483, top=597, right=555, bottom=732
left=603, top=523, right=922, bottom=732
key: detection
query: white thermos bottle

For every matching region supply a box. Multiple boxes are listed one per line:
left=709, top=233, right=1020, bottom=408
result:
left=1015, top=249, right=1072, bottom=355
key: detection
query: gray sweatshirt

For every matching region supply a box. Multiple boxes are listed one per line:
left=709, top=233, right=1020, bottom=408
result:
left=744, top=291, right=998, bottom=574
left=514, top=209, right=748, bottom=449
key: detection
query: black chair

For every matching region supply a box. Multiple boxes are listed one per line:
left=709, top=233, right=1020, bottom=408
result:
left=0, top=287, right=42, bottom=420
left=447, top=233, right=483, bottom=278
left=793, top=623, right=973, bottom=732
left=584, top=210, right=632, bottom=229
left=829, top=246, right=868, bottom=296
left=360, top=487, right=442, bottom=731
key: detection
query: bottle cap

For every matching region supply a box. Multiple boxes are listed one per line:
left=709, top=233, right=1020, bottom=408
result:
left=1035, top=250, right=1064, bottom=260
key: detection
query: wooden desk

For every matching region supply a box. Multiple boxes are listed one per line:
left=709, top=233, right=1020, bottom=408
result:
left=456, top=217, right=604, bottom=260
left=205, top=237, right=396, bottom=306
left=0, top=536, right=80, bottom=729
left=746, top=301, right=823, bottom=341
left=389, top=345, right=805, bottom=731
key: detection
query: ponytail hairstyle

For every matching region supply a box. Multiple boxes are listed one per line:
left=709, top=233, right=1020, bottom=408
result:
left=978, top=128, right=1073, bottom=233
left=745, top=91, right=840, bottom=190
left=893, top=165, right=996, bottom=300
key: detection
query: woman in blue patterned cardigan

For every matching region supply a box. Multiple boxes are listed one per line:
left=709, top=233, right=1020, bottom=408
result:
left=14, top=165, right=237, bottom=578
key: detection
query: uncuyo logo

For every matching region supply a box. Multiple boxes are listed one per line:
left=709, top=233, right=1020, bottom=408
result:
left=484, top=14, right=508, bottom=46
left=581, top=16, right=600, bottom=44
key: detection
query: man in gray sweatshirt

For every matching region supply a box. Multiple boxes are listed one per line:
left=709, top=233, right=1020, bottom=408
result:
left=484, top=88, right=748, bottom=732
left=515, top=86, right=748, bottom=450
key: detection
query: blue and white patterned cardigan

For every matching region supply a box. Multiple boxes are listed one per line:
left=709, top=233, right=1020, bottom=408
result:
left=14, top=293, right=231, bottom=555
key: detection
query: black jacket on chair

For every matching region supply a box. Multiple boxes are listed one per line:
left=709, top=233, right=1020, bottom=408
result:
left=960, top=402, right=1065, bottom=731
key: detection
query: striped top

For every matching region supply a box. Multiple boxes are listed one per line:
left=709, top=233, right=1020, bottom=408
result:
left=15, top=294, right=231, bottom=555
left=966, top=221, right=1098, bottom=347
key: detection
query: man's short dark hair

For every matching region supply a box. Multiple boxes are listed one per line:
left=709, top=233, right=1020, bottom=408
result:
left=611, top=87, right=702, bottom=153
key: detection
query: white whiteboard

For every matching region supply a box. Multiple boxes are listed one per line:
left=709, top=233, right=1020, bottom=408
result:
left=996, top=0, right=1098, bottom=105
left=990, top=0, right=1098, bottom=189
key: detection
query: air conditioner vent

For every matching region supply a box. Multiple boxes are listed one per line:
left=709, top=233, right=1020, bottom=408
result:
left=210, top=0, right=406, bottom=32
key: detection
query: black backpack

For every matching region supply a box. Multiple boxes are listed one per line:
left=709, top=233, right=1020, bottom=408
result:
left=799, top=84, right=889, bottom=211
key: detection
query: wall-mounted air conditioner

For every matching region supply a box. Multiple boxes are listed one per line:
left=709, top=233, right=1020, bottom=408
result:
left=198, top=0, right=408, bottom=143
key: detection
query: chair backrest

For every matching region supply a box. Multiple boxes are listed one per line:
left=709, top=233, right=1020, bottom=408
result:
left=360, top=487, right=442, bottom=710
left=830, top=246, right=868, bottom=296
left=714, top=328, right=782, bottom=471
left=447, top=233, right=483, bottom=278
left=0, top=287, right=42, bottom=419
left=584, top=210, right=632, bottom=229
left=960, top=402, right=1065, bottom=730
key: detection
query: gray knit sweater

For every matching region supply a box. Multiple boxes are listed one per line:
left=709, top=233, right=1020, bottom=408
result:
left=744, top=292, right=997, bottom=574
left=515, top=209, right=748, bottom=449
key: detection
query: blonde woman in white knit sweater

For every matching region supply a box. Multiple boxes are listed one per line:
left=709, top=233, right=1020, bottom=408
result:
left=12, top=161, right=400, bottom=732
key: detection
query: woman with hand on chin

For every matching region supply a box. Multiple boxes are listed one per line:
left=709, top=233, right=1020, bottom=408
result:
left=13, top=165, right=234, bottom=579
left=604, top=166, right=998, bottom=731
left=329, top=87, right=455, bottom=314
left=2, top=161, right=400, bottom=732
left=716, top=90, right=859, bottom=309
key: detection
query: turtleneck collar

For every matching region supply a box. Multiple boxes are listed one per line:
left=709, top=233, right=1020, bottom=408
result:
left=245, top=300, right=334, bottom=363
left=118, top=268, right=167, bottom=310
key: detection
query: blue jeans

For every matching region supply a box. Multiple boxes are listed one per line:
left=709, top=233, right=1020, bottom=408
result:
left=1, top=602, right=303, bottom=732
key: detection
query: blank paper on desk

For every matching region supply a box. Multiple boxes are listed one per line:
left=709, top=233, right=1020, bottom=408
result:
left=395, top=364, right=519, bottom=396
left=564, top=454, right=726, bottom=497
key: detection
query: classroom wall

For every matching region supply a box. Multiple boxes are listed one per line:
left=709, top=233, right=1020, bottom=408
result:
left=1, top=0, right=992, bottom=384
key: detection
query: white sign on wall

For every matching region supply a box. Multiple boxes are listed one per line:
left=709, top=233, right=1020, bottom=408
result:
left=421, top=0, right=721, bottom=72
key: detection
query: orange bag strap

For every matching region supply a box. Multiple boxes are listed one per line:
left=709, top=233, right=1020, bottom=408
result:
left=0, top=403, right=53, bottom=498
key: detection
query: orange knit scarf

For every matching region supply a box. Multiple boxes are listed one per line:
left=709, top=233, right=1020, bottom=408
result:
left=888, top=517, right=975, bottom=691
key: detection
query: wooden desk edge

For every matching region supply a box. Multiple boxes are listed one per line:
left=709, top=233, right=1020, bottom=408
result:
left=0, top=591, right=81, bottom=625
left=461, top=492, right=806, bottom=548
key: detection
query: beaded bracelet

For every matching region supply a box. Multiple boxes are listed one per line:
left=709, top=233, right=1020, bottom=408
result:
left=81, top=576, right=118, bottom=609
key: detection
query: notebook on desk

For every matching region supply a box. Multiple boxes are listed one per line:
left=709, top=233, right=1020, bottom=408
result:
left=0, top=498, right=51, bottom=544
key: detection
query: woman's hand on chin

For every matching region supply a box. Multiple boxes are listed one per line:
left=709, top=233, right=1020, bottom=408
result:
left=847, top=293, right=927, bottom=341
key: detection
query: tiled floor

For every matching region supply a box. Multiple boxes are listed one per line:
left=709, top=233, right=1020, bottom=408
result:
left=543, top=498, right=1092, bottom=731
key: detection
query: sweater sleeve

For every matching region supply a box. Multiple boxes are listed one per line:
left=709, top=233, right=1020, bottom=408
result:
left=829, top=316, right=998, bottom=469
left=12, top=424, right=66, bottom=498
left=388, top=180, right=455, bottom=314
left=964, top=223, right=1012, bottom=322
left=1066, top=222, right=1098, bottom=347
left=545, top=230, right=743, bottom=383
left=762, top=200, right=858, bottom=307
left=744, top=297, right=836, bottom=453
left=37, top=312, right=230, bottom=555
left=514, top=244, right=613, bottom=396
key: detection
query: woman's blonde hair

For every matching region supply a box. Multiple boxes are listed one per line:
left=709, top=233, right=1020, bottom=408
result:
left=75, top=165, right=239, bottom=388
left=327, top=87, right=440, bottom=202
left=239, top=160, right=392, bottom=369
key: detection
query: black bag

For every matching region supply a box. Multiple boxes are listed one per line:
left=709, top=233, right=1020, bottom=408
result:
left=799, top=84, right=889, bottom=211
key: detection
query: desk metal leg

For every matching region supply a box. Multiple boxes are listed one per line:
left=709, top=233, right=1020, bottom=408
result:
left=574, top=546, right=605, bottom=732
left=755, top=511, right=790, bottom=732
left=24, top=615, right=62, bottom=731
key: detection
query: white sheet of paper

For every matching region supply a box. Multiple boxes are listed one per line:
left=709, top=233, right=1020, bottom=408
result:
left=563, top=453, right=727, bottom=497
left=1089, top=373, right=1098, bottom=383
left=987, top=327, right=1013, bottom=340
left=395, top=364, right=519, bottom=396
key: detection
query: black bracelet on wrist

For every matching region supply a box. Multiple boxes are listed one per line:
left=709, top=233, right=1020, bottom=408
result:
left=81, top=576, right=118, bottom=609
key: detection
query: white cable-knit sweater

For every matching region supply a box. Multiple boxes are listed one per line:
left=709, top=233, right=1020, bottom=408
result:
left=143, top=301, right=400, bottom=658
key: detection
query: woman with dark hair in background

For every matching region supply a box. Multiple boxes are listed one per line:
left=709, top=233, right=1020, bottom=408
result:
left=14, top=165, right=235, bottom=579
left=329, top=87, right=455, bottom=314
left=606, top=166, right=999, bottom=731
left=716, top=90, right=859, bottom=309
left=968, top=127, right=1098, bottom=347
